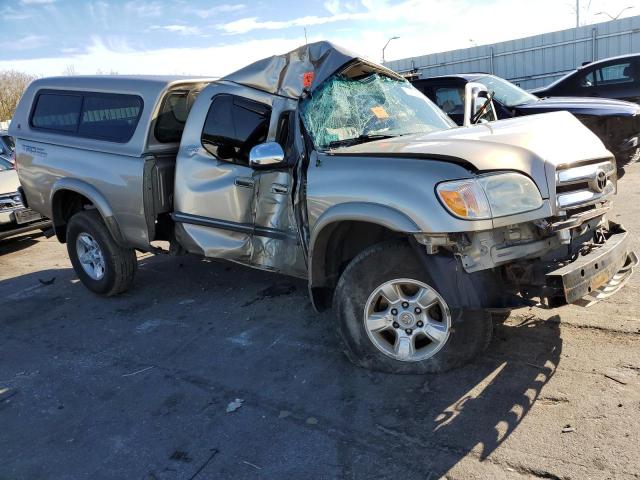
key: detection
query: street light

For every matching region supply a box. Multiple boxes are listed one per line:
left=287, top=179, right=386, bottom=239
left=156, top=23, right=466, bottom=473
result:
left=382, top=36, right=400, bottom=64
left=595, top=6, right=633, bottom=20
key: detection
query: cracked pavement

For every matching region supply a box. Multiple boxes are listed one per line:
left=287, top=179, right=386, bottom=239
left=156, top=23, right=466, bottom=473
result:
left=1, top=164, right=639, bottom=479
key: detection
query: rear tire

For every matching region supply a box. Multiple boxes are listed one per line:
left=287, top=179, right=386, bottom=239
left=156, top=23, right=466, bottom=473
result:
left=333, top=241, right=492, bottom=374
left=66, top=210, right=137, bottom=296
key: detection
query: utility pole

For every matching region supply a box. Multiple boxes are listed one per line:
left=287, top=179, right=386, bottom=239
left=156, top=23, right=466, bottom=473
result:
left=576, top=0, right=580, bottom=27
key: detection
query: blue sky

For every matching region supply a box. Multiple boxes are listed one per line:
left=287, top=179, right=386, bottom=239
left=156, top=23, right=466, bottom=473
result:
left=0, top=0, right=636, bottom=76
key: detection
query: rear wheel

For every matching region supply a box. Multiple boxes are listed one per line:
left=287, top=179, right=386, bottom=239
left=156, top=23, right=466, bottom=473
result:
left=333, top=241, right=492, bottom=374
left=66, top=210, right=137, bottom=296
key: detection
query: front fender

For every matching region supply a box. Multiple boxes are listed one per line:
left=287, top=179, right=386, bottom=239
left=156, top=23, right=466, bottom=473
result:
left=308, top=202, right=419, bottom=288
left=51, top=178, right=125, bottom=246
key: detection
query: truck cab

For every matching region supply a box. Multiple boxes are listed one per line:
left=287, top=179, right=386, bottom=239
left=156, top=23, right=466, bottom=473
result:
left=10, top=42, right=637, bottom=374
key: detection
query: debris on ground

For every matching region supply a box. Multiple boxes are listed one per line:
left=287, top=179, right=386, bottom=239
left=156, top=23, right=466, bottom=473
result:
left=306, top=417, right=318, bottom=425
left=38, top=277, right=56, bottom=285
left=278, top=410, right=291, bottom=418
left=242, top=460, right=262, bottom=470
left=226, top=398, right=244, bottom=413
left=0, top=387, right=17, bottom=403
left=562, top=425, right=575, bottom=433
left=603, top=373, right=628, bottom=385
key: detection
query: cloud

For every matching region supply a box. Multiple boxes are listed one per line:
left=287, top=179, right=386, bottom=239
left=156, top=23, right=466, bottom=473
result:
left=20, top=0, right=56, bottom=4
left=149, top=24, right=202, bottom=35
left=124, top=1, right=163, bottom=17
left=0, top=36, right=310, bottom=77
left=0, top=35, right=47, bottom=51
left=192, top=4, right=246, bottom=18
left=324, top=0, right=342, bottom=15
left=0, top=6, right=31, bottom=19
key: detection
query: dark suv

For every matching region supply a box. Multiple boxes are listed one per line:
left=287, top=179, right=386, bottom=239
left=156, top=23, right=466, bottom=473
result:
left=413, top=74, right=640, bottom=164
left=532, top=54, right=640, bottom=104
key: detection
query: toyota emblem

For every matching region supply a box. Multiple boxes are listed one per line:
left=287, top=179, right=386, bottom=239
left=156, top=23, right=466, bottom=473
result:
left=594, top=170, right=607, bottom=193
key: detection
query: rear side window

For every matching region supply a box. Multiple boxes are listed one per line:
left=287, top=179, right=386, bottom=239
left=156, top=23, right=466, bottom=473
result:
left=30, top=90, right=143, bottom=143
left=201, top=94, right=271, bottom=165
left=155, top=90, right=200, bottom=143
left=434, top=87, right=464, bottom=114
left=595, top=62, right=634, bottom=85
left=31, top=93, right=82, bottom=132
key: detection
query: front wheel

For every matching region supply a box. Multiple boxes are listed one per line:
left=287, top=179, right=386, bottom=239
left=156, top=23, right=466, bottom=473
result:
left=66, top=210, right=137, bottom=296
left=333, top=241, right=492, bottom=374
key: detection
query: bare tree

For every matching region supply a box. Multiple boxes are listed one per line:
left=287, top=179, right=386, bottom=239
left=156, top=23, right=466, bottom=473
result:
left=63, top=64, right=76, bottom=76
left=0, top=71, right=37, bottom=121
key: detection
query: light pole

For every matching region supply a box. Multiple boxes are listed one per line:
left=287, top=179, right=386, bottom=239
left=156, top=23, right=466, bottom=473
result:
left=595, top=6, right=633, bottom=21
left=382, top=36, right=400, bottom=64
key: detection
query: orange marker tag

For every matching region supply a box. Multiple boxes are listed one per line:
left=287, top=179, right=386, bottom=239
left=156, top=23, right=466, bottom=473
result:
left=371, top=106, right=389, bottom=119
left=303, top=71, right=315, bottom=88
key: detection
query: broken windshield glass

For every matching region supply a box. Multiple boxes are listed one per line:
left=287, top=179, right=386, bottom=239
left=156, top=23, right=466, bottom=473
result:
left=300, top=74, right=456, bottom=150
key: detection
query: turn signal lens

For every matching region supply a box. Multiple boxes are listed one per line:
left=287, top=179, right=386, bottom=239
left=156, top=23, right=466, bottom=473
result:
left=436, top=179, right=491, bottom=219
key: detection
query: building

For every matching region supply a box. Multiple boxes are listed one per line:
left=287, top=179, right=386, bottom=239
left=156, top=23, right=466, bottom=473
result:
left=385, top=15, right=640, bottom=90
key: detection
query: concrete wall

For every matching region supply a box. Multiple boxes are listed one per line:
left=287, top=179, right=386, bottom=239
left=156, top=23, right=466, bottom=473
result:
left=385, top=15, right=640, bottom=90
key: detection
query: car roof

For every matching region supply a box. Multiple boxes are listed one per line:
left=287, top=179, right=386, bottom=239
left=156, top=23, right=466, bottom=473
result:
left=27, top=75, right=216, bottom=98
left=578, top=53, right=640, bottom=70
left=414, top=73, right=490, bottom=83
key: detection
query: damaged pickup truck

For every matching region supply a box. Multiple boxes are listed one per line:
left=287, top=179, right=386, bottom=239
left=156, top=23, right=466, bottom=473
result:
left=10, top=42, right=638, bottom=373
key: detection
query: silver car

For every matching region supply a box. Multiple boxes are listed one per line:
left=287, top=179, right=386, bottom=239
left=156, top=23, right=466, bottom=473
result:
left=0, top=159, right=51, bottom=240
left=10, top=42, right=638, bottom=373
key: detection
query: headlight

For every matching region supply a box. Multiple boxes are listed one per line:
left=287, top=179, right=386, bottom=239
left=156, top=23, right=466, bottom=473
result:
left=436, top=172, right=543, bottom=219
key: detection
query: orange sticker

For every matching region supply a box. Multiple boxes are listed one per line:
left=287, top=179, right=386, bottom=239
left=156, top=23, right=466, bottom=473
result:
left=370, top=106, right=389, bottom=119
left=303, top=71, right=315, bottom=88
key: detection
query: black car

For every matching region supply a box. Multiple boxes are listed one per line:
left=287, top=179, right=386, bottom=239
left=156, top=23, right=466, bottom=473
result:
left=531, top=54, right=640, bottom=104
left=412, top=74, right=640, bottom=164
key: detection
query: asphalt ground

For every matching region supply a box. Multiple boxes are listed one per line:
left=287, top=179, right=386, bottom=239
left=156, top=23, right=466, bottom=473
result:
left=1, top=163, right=639, bottom=479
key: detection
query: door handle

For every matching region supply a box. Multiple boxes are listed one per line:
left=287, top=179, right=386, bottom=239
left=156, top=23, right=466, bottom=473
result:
left=271, top=183, right=289, bottom=195
left=235, top=177, right=255, bottom=188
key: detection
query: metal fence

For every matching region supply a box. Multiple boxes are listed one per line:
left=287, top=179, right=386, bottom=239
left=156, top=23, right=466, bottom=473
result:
left=385, top=15, right=640, bottom=90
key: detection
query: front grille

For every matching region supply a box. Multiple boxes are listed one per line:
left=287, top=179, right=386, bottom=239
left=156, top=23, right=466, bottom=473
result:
left=0, top=192, right=23, bottom=212
left=555, top=158, right=616, bottom=211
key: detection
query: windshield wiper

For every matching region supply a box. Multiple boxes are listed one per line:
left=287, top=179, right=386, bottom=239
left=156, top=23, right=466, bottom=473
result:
left=327, top=134, right=397, bottom=149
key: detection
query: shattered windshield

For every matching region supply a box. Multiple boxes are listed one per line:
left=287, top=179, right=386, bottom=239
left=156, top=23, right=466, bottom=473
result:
left=300, top=73, right=456, bottom=150
left=475, top=75, right=538, bottom=107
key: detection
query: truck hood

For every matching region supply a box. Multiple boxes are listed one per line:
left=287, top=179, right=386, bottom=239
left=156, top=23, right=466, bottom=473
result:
left=514, top=96, right=640, bottom=117
left=0, top=169, right=19, bottom=195
left=328, top=111, right=612, bottom=198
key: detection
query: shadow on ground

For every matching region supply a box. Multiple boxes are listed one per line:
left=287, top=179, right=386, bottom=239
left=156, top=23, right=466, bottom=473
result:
left=0, top=231, right=44, bottom=255
left=0, top=251, right=562, bottom=479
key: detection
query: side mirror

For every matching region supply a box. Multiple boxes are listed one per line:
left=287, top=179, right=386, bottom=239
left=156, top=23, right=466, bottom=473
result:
left=249, top=142, right=285, bottom=169
left=463, top=82, right=497, bottom=126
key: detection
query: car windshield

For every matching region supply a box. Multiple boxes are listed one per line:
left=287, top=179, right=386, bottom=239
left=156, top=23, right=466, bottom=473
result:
left=2, top=135, right=15, bottom=152
left=300, top=73, right=456, bottom=150
left=475, top=75, right=538, bottom=107
left=0, top=158, right=12, bottom=171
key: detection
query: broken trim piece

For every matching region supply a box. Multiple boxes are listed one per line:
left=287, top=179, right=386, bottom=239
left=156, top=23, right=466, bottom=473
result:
left=171, top=211, right=295, bottom=240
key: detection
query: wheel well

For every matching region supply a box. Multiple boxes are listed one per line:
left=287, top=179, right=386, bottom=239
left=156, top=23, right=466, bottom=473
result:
left=51, top=190, right=94, bottom=243
left=311, top=221, right=407, bottom=311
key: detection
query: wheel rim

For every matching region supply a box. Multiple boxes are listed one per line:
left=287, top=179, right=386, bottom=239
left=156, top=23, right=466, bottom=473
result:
left=363, top=278, right=451, bottom=362
left=75, top=232, right=106, bottom=281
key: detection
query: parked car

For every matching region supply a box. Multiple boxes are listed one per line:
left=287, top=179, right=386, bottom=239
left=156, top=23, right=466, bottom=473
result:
left=0, top=158, right=51, bottom=240
left=10, top=42, right=637, bottom=373
left=412, top=74, right=640, bottom=165
left=0, top=130, right=15, bottom=165
left=531, top=54, right=640, bottom=104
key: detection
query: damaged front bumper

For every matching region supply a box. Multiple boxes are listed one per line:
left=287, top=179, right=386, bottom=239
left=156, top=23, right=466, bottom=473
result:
left=545, top=224, right=638, bottom=306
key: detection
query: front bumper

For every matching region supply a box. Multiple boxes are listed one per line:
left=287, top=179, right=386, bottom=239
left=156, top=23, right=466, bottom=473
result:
left=545, top=224, right=637, bottom=306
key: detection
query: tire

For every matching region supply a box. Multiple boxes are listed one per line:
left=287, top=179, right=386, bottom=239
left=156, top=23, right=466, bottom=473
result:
left=333, top=241, right=492, bottom=374
left=66, top=210, right=137, bottom=296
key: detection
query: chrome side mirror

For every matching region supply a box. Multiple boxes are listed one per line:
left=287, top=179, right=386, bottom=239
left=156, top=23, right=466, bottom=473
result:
left=249, top=142, right=286, bottom=169
left=463, top=82, right=496, bottom=126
